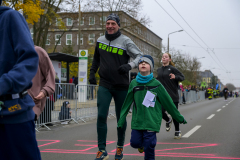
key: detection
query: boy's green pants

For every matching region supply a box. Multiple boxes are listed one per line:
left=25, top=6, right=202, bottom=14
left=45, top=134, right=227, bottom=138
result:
left=97, top=86, right=127, bottom=150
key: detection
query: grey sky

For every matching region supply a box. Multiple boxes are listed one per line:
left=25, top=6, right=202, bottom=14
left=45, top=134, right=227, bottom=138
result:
left=141, top=0, right=240, bottom=87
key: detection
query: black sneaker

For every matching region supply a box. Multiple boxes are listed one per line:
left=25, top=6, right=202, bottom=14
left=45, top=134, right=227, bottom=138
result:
left=166, top=118, right=172, bottom=132
left=174, top=131, right=182, bottom=139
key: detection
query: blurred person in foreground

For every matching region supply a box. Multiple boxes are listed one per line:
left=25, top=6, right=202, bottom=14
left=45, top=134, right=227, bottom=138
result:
left=28, top=46, right=55, bottom=123
left=0, top=1, right=41, bottom=159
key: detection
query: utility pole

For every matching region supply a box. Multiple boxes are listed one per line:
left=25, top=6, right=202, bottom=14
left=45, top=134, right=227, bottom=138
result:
left=78, top=0, right=81, bottom=55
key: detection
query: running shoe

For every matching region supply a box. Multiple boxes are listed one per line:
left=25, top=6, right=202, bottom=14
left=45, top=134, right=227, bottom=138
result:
left=115, top=147, right=123, bottom=160
left=138, top=147, right=144, bottom=153
left=95, top=150, right=109, bottom=160
left=174, top=131, right=182, bottom=139
left=166, top=118, right=172, bottom=132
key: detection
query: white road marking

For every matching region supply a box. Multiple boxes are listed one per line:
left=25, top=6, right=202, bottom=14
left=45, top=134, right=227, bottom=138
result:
left=223, top=106, right=225, bottom=108
left=182, top=125, right=201, bottom=138
left=226, top=104, right=228, bottom=105
left=217, top=109, right=221, bottom=112
left=207, top=114, right=215, bottom=119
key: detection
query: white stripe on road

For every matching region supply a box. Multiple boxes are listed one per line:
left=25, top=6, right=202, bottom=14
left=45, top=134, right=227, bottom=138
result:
left=223, top=106, right=225, bottom=108
left=182, top=125, right=201, bottom=138
left=217, top=109, right=221, bottom=112
left=226, top=104, right=228, bottom=105
left=207, top=114, right=215, bottom=119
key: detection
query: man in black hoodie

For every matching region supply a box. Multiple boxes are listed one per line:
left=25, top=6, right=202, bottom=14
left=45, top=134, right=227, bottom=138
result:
left=89, top=13, right=143, bottom=160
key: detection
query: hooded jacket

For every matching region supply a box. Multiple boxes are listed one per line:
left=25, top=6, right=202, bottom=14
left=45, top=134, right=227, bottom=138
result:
left=156, top=65, right=184, bottom=102
left=118, top=78, right=185, bottom=132
left=90, top=31, right=143, bottom=90
left=0, top=7, right=39, bottom=124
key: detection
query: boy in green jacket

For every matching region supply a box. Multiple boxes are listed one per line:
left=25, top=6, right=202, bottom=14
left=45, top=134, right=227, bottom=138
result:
left=118, top=55, right=187, bottom=160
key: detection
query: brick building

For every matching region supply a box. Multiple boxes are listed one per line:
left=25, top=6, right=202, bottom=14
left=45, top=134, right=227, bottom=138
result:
left=31, top=11, right=162, bottom=58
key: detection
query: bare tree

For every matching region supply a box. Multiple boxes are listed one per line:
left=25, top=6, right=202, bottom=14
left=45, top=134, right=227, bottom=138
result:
left=226, top=83, right=236, bottom=91
left=82, top=0, right=151, bottom=27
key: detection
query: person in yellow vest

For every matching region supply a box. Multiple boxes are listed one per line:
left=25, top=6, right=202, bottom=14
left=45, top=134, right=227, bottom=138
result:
left=207, top=87, right=213, bottom=100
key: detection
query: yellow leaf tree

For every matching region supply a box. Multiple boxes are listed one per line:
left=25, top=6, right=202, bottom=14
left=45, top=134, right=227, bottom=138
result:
left=2, top=0, right=44, bottom=24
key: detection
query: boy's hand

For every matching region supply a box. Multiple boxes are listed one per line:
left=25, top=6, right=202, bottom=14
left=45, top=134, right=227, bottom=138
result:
left=182, top=118, right=187, bottom=124
left=117, top=125, right=122, bottom=129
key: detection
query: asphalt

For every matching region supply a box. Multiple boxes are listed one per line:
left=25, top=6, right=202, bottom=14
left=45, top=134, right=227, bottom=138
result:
left=36, top=97, right=240, bottom=160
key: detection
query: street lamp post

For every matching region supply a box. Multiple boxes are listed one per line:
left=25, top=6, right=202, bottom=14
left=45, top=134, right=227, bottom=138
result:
left=167, top=30, right=183, bottom=53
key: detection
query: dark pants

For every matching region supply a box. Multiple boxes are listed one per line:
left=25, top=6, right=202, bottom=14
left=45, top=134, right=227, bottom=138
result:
left=0, top=120, right=41, bottom=160
left=130, top=129, right=157, bottom=160
left=224, top=93, right=228, bottom=100
left=97, top=86, right=127, bottom=150
left=182, top=92, right=186, bottom=103
left=162, top=102, right=180, bottom=131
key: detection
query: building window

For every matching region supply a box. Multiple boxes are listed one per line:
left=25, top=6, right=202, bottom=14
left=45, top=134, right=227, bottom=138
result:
left=56, top=18, right=62, bottom=26
left=100, top=33, right=104, bottom=37
left=55, top=34, right=61, bottom=45
left=67, top=18, right=73, bottom=26
left=66, top=34, right=72, bottom=45
left=89, top=34, right=95, bottom=44
left=30, top=28, right=33, bottom=39
left=89, top=17, right=95, bottom=25
left=100, top=16, right=107, bottom=25
left=77, top=34, right=83, bottom=45
left=46, top=34, right=50, bottom=45
left=78, top=17, right=84, bottom=26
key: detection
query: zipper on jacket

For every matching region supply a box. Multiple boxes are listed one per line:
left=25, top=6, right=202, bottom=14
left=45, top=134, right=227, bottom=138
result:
left=144, top=85, right=146, bottom=129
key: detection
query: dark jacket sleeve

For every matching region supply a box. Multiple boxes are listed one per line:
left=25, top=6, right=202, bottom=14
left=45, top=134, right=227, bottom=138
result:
left=172, top=67, right=184, bottom=82
left=0, top=10, right=38, bottom=96
left=90, top=43, right=100, bottom=73
left=156, top=83, right=185, bottom=123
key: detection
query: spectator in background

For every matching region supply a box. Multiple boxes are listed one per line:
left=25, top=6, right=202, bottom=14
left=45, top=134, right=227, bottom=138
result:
left=59, top=101, right=71, bottom=124
left=0, top=2, right=41, bottom=159
left=179, top=83, right=185, bottom=104
left=69, top=76, right=74, bottom=83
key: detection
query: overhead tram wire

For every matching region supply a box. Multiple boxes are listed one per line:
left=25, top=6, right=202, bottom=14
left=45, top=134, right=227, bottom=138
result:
left=166, top=0, right=227, bottom=72
left=153, top=0, right=226, bottom=72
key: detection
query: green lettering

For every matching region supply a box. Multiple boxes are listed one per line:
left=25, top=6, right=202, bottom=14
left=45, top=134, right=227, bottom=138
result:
left=112, top=48, right=118, bottom=53
left=118, top=49, right=124, bottom=55
left=99, top=43, right=103, bottom=49
left=107, top=47, right=112, bottom=52
left=102, top=44, right=107, bottom=50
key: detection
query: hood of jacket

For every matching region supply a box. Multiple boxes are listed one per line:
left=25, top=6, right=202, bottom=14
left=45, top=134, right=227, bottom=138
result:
left=0, top=6, right=11, bottom=15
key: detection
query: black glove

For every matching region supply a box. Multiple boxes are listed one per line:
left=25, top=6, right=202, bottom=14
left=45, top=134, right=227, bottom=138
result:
left=89, top=71, right=96, bottom=84
left=182, top=118, right=187, bottom=124
left=118, top=64, right=132, bottom=75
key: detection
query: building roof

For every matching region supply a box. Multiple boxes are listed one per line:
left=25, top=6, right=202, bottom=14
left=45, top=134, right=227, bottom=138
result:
left=48, top=52, right=79, bottom=62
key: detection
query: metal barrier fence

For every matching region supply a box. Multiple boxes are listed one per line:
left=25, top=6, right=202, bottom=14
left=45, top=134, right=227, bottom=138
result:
left=36, top=84, right=206, bottom=131
left=178, top=90, right=206, bottom=104
left=35, top=83, right=116, bottom=131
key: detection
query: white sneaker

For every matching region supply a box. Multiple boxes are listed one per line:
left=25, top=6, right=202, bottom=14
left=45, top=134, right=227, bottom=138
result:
left=61, top=121, right=69, bottom=125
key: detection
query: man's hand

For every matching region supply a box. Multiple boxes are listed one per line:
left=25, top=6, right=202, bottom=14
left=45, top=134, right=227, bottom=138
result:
left=118, top=64, right=131, bottom=75
left=169, top=73, right=175, bottom=79
left=89, top=71, right=97, bottom=84
left=34, top=91, right=46, bottom=100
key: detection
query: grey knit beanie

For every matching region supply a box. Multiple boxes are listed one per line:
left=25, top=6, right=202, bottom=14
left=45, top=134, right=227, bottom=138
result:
left=138, top=55, right=154, bottom=73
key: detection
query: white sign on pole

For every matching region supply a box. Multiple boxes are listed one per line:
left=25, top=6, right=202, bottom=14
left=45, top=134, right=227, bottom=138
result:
left=78, top=50, right=88, bottom=102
